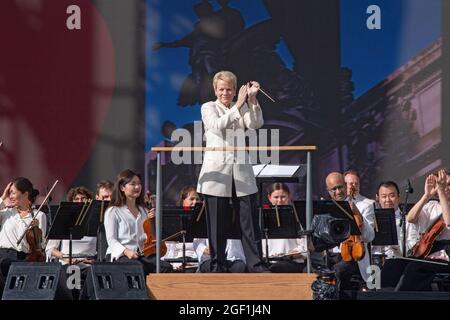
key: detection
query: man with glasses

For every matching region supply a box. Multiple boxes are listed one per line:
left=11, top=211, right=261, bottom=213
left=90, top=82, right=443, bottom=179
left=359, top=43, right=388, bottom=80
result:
left=325, top=172, right=375, bottom=291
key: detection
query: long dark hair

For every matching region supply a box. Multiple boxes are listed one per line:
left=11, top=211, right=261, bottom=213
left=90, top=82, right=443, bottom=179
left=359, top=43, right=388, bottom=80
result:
left=13, top=177, right=39, bottom=204
left=109, top=169, right=145, bottom=208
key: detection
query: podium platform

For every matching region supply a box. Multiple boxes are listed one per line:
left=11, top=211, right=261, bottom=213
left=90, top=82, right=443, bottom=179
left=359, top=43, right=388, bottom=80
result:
left=146, top=273, right=316, bottom=300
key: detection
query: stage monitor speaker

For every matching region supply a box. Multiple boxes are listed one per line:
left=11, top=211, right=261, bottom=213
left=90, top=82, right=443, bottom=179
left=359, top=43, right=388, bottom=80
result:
left=81, top=262, right=149, bottom=300
left=2, top=262, right=72, bottom=300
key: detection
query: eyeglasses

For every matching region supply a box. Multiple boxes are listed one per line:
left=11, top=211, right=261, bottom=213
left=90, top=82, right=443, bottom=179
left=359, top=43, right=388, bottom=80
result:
left=329, top=185, right=345, bottom=192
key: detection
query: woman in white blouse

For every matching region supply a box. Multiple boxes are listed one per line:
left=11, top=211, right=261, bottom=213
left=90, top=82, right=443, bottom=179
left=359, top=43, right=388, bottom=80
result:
left=104, top=169, right=172, bottom=274
left=0, top=178, right=47, bottom=281
left=262, top=183, right=307, bottom=273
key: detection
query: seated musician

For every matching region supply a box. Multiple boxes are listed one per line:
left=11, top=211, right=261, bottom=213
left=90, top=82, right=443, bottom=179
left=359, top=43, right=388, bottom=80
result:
left=0, top=178, right=47, bottom=287
left=104, top=169, right=172, bottom=274
left=326, top=172, right=375, bottom=290
left=372, top=181, right=418, bottom=263
left=262, top=183, right=307, bottom=273
left=95, top=180, right=113, bottom=201
left=161, top=186, right=199, bottom=272
left=381, top=169, right=450, bottom=291
left=45, top=186, right=97, bottom=265
left=344, top=170, right=376, bottom=206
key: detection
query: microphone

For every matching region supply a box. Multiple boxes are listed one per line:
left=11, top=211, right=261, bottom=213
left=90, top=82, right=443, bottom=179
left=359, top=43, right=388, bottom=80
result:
left=406, top=179, right=414, bottom=194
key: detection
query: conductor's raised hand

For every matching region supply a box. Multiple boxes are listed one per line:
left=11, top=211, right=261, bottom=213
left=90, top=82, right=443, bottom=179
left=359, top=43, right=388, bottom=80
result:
left=236, top=85, right=248, bottom=110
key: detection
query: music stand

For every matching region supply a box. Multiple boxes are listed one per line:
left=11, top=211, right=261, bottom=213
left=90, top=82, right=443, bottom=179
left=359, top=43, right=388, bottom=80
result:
left=372, top=209, right=398, bottom=246
left=253, top=164, right=306, bottom=206
left=160, top=203, right=205, bottom=272
left=161, top=202, right=241, bottom=271
left=84, top=200, right=109, bottom=262
left=260, top=204, right=305, bottom=263
left=47, top=201, right=93, bottom=265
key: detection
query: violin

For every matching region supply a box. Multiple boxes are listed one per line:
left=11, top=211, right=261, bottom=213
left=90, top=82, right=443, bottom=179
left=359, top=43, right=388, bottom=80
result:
left=16, top=180, right=58, bottom=262
left=25, top=217, right=46, bottom=262
left=142, top=192, right=167, bottom=257
left=409, top=215, right=446, bottom=258
left=340, top=185, right=365, bottom=262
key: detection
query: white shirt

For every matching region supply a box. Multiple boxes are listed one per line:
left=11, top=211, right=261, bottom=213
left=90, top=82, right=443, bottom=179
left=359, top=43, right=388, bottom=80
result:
left=415, top=200, right=450, bottom=241
left=372, top=208, right=419, bottom=258
left=104, top=205, right=147, bottom=261
left=45, top=236, right=97, bottom=261
left=193, top=238, right=246, bottom=262
left=262, top=238, right=307, bottom=263
left=197, top=100, right=264, bottom=197
left=0, top=198, right=47, bottom=253
left=162, top=241, right=197, bottom=260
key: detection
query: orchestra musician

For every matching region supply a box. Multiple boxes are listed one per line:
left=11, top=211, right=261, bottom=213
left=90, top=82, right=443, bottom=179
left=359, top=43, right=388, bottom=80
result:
left=262, top=183, right=307, bottom=273
left=325, top=172, right=375, bottom=290
left=104, top=169, right=173, bottom=274
left=95, top=180, right=113, bottom=201
left=45, top=186, right=96, bottom=265
left=381, top=169, right=450, bottom=291
left=161, top=186, right=199, bottom=272
left=0, top=178, right=47, bottom=290
left=372, top=181, right=418, bottom=263
left=196, top=70, right=268, bottom=273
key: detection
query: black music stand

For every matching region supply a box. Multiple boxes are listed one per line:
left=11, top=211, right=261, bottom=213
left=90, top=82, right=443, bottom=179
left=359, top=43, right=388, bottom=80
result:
left=160, top=203, right=205, bottom=271
left=84, top=200, right=109, bottom=262
left=371, top=208, right=398, bottom=265
left=260, top=204, right=305, bottom=263
left=254, top=164, right=306, bottom=207
left=161, top=202, right=241, bottom=271
left=372, top=208, right=398, bottom=246
left=47, top=201, right=93, bottom=265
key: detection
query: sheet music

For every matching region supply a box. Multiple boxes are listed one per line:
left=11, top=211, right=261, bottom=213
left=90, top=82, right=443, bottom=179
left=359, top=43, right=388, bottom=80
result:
left=257, top=165, right=300, bottom=177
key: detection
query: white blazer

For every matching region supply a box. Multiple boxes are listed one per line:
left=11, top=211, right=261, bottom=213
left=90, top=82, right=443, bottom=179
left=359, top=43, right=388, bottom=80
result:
left=197, top=99, right=264, bottom=197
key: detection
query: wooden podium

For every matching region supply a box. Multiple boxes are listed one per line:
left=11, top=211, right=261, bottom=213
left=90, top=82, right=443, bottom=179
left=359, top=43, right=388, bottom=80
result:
left=146, top=273, right=317, bottom=300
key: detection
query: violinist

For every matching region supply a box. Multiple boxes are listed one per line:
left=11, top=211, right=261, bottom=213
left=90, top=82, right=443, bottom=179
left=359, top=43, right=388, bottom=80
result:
left=161, top=186, right=199, bottom=272
left=104, top=169, right=172, bottom=274
left=344, top=170, right=376, bottom=206
left=45, top=186, right=96, bottom=265
left=261, top=183, right=307, bottom=273
left=382, top=169, right=450, bottom=291
left=0, top=178, right=47, bottom=284
left=325, top=172, right=375, bottom=290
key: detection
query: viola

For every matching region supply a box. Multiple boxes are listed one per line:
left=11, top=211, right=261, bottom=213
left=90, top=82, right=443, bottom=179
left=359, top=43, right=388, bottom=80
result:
left=340, top=185, right=365, bottom=262
left=142, top=192, right=167, bottom=257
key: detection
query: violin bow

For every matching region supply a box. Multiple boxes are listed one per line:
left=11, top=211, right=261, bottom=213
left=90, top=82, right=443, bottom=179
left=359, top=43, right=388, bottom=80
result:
left=16, top=180, right=59, bottom=245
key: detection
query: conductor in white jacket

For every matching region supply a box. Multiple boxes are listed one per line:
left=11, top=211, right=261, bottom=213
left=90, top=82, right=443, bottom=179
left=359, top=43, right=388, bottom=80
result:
left=197, top=70, right=268, bottom=272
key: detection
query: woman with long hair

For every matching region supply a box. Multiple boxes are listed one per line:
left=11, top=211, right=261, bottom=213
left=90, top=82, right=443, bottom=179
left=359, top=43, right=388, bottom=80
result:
left=104, top=169, right=172, bottom=274
left=0, top=178, right=47, bottom=282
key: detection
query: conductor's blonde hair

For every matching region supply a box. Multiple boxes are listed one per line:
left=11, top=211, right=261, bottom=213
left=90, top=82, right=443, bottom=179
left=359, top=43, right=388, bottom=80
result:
left=213, top=70, right=237, bottom=91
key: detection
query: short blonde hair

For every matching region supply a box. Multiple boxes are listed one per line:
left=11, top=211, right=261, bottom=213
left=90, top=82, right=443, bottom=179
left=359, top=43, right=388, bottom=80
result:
left=213, top=70, right=237, bottom=91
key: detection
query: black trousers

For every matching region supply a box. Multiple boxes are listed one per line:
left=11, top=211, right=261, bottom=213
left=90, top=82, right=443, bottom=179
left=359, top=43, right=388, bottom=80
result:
left=107, top=254, right=173, bottom=275
left=332, top=260, right=361, bottom=290
left=0, top=248, right=27, bottom=296
left=269, top=260, right=305, bottom=273
left=0, top=248, right=26, bottom=278
left=203, top=185, right=265, bottom=272
left=199, top=259, right=247, bottom=273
